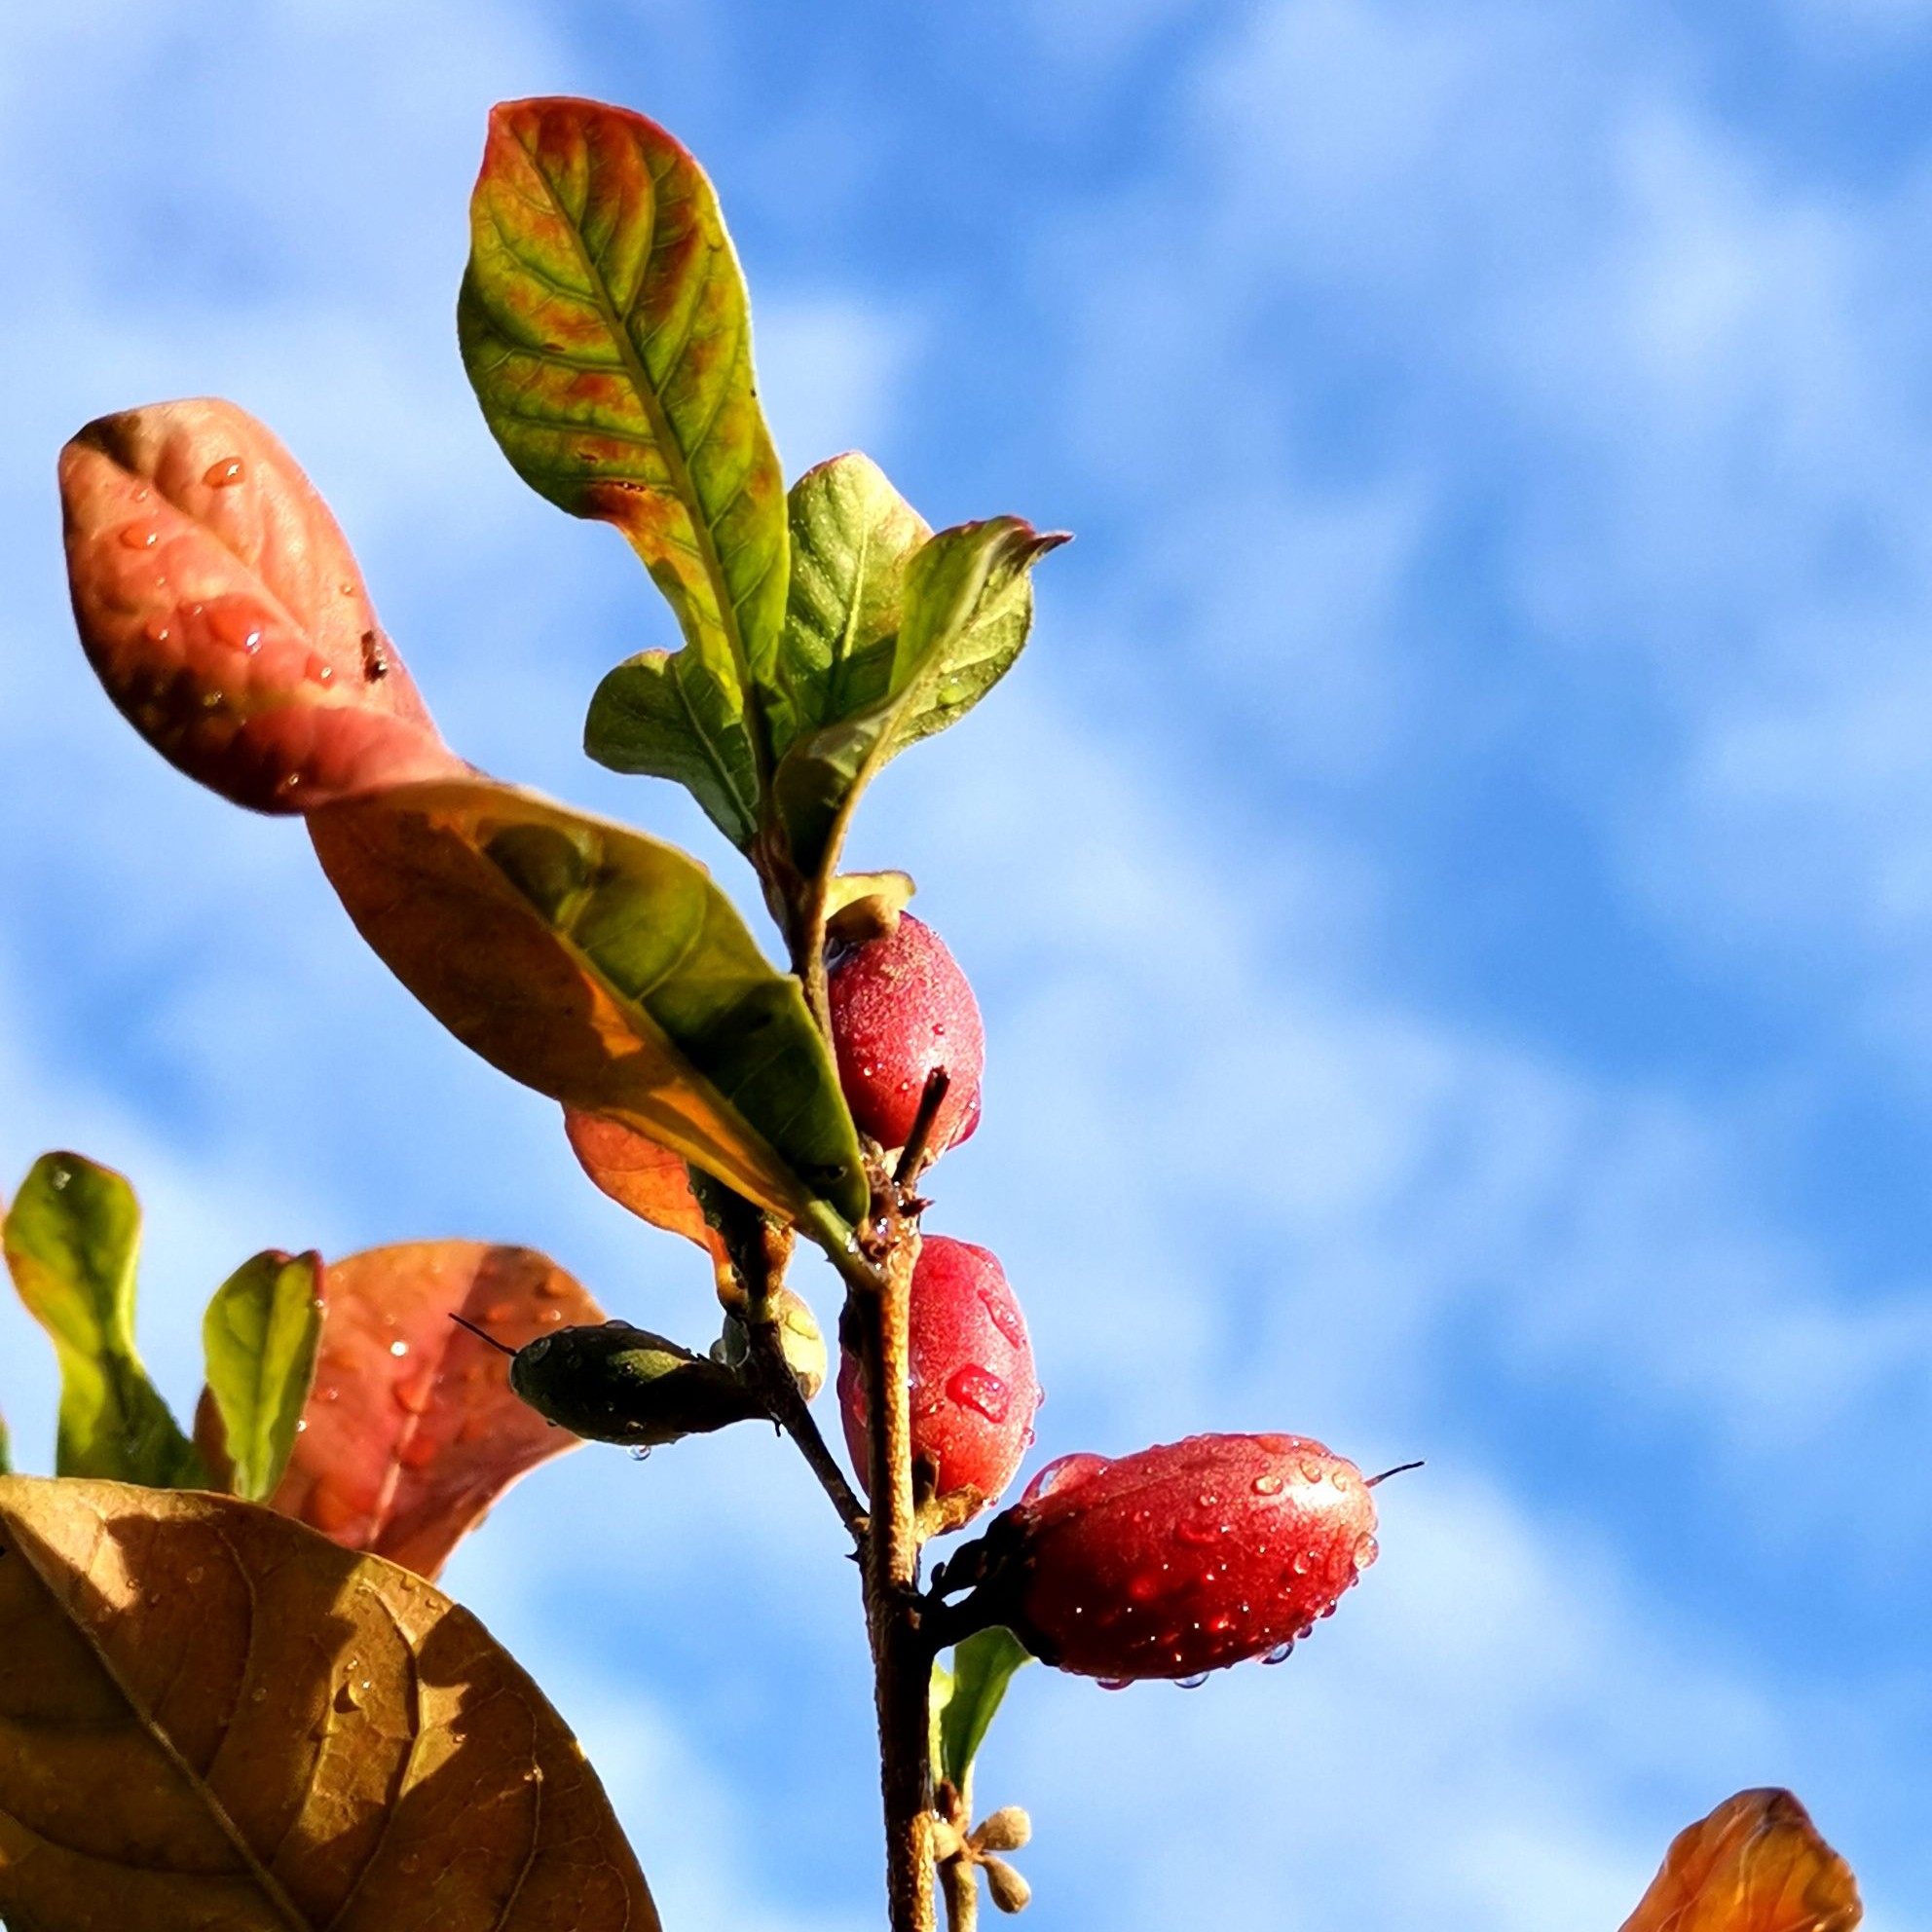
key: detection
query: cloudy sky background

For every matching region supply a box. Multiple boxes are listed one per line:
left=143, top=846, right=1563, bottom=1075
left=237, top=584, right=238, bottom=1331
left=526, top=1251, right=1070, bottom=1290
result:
left=4, top=2, right=1931, bottom=1926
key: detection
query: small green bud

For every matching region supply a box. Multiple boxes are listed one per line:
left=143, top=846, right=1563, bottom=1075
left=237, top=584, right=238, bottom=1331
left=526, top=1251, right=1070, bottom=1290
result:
left=510, top=1319, right=764, bottom=1446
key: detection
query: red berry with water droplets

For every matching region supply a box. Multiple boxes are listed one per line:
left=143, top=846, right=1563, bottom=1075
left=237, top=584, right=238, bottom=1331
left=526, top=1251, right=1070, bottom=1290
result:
left=828, top=914, right=985, bottom=1153
left=839, top=1235, right=1039, bottom=1525
left=990, top=1432, right=1379, bottom=1682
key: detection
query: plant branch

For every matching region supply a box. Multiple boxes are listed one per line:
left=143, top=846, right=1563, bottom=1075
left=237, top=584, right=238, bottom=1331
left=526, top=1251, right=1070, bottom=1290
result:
left=858, top=1173, right=936, bottom=1932
left=747, top=1316, right=869, bottom=1542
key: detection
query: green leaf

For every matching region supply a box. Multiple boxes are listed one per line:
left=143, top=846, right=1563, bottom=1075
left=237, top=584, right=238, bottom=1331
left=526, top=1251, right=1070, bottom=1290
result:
left=583, top=647, right=760, bottom=850
left=2, top=1154, right=204, bottom=1487
left=460, top=96, right=787, bottom=811
left=201, top=1249, right=323, bottom=1504
left=768, top=453, right=931, bottom=755
left=773, top=517, right=1066, bottom=881
left=938, top=1625, right=1034, bottom=1793
left=309, top=775, right=867, bottom=1229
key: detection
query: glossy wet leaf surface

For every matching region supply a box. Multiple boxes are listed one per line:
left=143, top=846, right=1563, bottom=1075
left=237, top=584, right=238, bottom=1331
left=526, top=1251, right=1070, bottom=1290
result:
left=59, top=397, right=460, bottom=814
left=260, top=1241, right=601, bottom=1580
left=310, top=774, right=866, bottom=1227
left=773, top=516, right=1065, bottom=880
left=3, top=1153, right=204, bottom=1488
left=201, top=1249, right=324, bottom=1504
left=1619, top=1789, right=1861, bottom=1932
left=463, top=96, right=785, bottom=838
left=0, top=1476, right=657, bottom=1931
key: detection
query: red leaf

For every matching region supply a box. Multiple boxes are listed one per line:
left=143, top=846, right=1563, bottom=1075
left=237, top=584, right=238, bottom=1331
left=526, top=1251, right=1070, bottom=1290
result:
left=271, top=1242, right=602, bottom=1579
left=60, top=397, right=463, bottom=813
left=1620, top=1789, right=1862, bottom=1932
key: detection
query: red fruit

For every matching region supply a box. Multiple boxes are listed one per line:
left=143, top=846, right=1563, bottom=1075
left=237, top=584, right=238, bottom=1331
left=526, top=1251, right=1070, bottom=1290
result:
left=828, top=914, right=985, bottom=1153
left=839, top=1235, right=1039, bottom=1525
left=991, top=1432, right=1379, bottom=1682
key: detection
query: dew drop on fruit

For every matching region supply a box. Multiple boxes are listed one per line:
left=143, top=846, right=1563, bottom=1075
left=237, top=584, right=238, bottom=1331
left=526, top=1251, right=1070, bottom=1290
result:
left=1096, top=1678, right=1133, bottom=1692
left=204, top=456, right=246, bottom=488
left=629, top=1446, right=652, bottom=1463
left=1175, top=1673, right=1209, bottom=1690
left=1252, top=1472, right=1284, bottom=1497
left=1261, top=1640, right=1296, bottom=1666
left=979, top=1287, right=1026, bottom=1348
left=946, top=1364, right=1011, bottom=1423
left=117, top=521, right=159, bottom=549
left=1354, top=1533, right=1379, bottom=1571
left=1022, top=1452, right=1106, bottom=1504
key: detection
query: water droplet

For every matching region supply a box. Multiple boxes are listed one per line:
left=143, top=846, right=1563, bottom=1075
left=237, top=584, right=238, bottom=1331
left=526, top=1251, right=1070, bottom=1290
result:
left=186, top=1566, right=205, bottom=1585
left=250, top=1686, right=269, bottom=1703
left=1299, top=1456, right=1327, bottom=1484
left=946, top=1364, right=1010, bottom=1423
left=1022, top=1453, right=1106, bottom=1505
left=206, top=601, right=264, bottom=653
left=1291, top=1550, right=1313, bottom=1576
left=1175, top=1519, right=1227, bottom=1548
left=1261, top=1641, right=1296, bottom=1666
left=978, top=1287, right=1026, bottom=1348
left=334, top=1679, right=363, bottom=1714
left=1096, top=1677, right=1133, bottom=1692
left=204, top=456, right=245, bottom=488
left=390, top=1339, right=410, bottom=1357
left=1252, top=1473, right=1284, bottom=1497
left=1175, top=1673, right=1209, bottom=1690
left=1354, top=1533, right=1379, bottom=1572
left=295, top=1418, right=309, bottom=1433
left=305, top=652, right=335, bottom=685
left=629, top=1446, right=652, bottom=1463
left=142, top=616, right=172, bottom=647
left=118, top=521, right=160, bottom=549
left=49, top=1165, right=71, bottom=1191
left=393, top=1369, right=435, bottom=1417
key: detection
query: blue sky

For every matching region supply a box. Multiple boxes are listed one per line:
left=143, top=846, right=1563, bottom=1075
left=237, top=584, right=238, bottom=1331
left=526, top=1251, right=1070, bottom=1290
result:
left=3, top=3, right=1930, bottom=1926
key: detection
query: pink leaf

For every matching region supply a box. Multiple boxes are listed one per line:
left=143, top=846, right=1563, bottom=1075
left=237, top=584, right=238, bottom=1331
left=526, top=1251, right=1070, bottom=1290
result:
left=60, top=397, right=463, bottom=813
left=271, top=1241, right=602, bottom=1579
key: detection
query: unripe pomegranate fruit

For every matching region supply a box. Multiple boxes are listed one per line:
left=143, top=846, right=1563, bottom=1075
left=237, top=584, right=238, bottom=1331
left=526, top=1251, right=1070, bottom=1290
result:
left=827, top=914, right=984, bottom=1153
left=839, top=1235, right=1039, bottom=1526
left=986, top=1432, right=1379, bottom=1683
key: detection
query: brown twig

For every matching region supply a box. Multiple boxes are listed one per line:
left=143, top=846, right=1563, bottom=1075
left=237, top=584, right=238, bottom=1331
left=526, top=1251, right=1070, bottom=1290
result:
left=858, top=1184, right=935, bottom=1932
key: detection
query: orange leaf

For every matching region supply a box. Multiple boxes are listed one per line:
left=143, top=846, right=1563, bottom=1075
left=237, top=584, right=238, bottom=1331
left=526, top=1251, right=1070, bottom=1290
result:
left=0, top=1476, right=657, bottom=1930
left=1620, top=1789, right=1862, bottom=1932
left=269, top=1242, right=602, bottom=1579
left=60, top=397, right=462, bottom=813
left=563, top=1106, right=724, bottom=1252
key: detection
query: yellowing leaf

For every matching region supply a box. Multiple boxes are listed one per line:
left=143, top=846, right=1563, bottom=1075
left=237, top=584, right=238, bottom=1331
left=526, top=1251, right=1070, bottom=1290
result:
left=462, top=96, right=786, bottom=838
left=1619, top=1789, right=1862, bottom=1932
left=309, top=773, right=867, bottom=1228
left=0, top=1476, right=657, bottom=1931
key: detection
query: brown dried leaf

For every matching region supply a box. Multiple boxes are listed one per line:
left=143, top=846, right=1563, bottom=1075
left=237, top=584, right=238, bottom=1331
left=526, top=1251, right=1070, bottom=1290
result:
left=268, top=1242, right=602, bottom=1579
left=0, top=1475, right=657, bottom=1931
left=1619, top=1789, right=1862, bottom=1932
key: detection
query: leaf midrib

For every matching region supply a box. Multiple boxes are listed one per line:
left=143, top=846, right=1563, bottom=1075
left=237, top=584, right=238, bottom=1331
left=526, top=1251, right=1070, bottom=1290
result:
left=516, top=126, right=770, bottom=779
left=0, top=1494, right=311, bottom=1931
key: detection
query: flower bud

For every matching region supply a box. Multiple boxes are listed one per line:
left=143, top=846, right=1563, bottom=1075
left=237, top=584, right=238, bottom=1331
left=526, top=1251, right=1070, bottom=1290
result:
left=988, top=1433, right=1379, bottom=1682
left=509, top=1319, right=762, bottom=1446
left=839, top=1236, right=1040, bottom=1527
left=713, top=1286, right=828, bottom=1401
left=984, top=1857, right=1031, bottom=1914
left=828, top=914, right=984, bottom=1154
